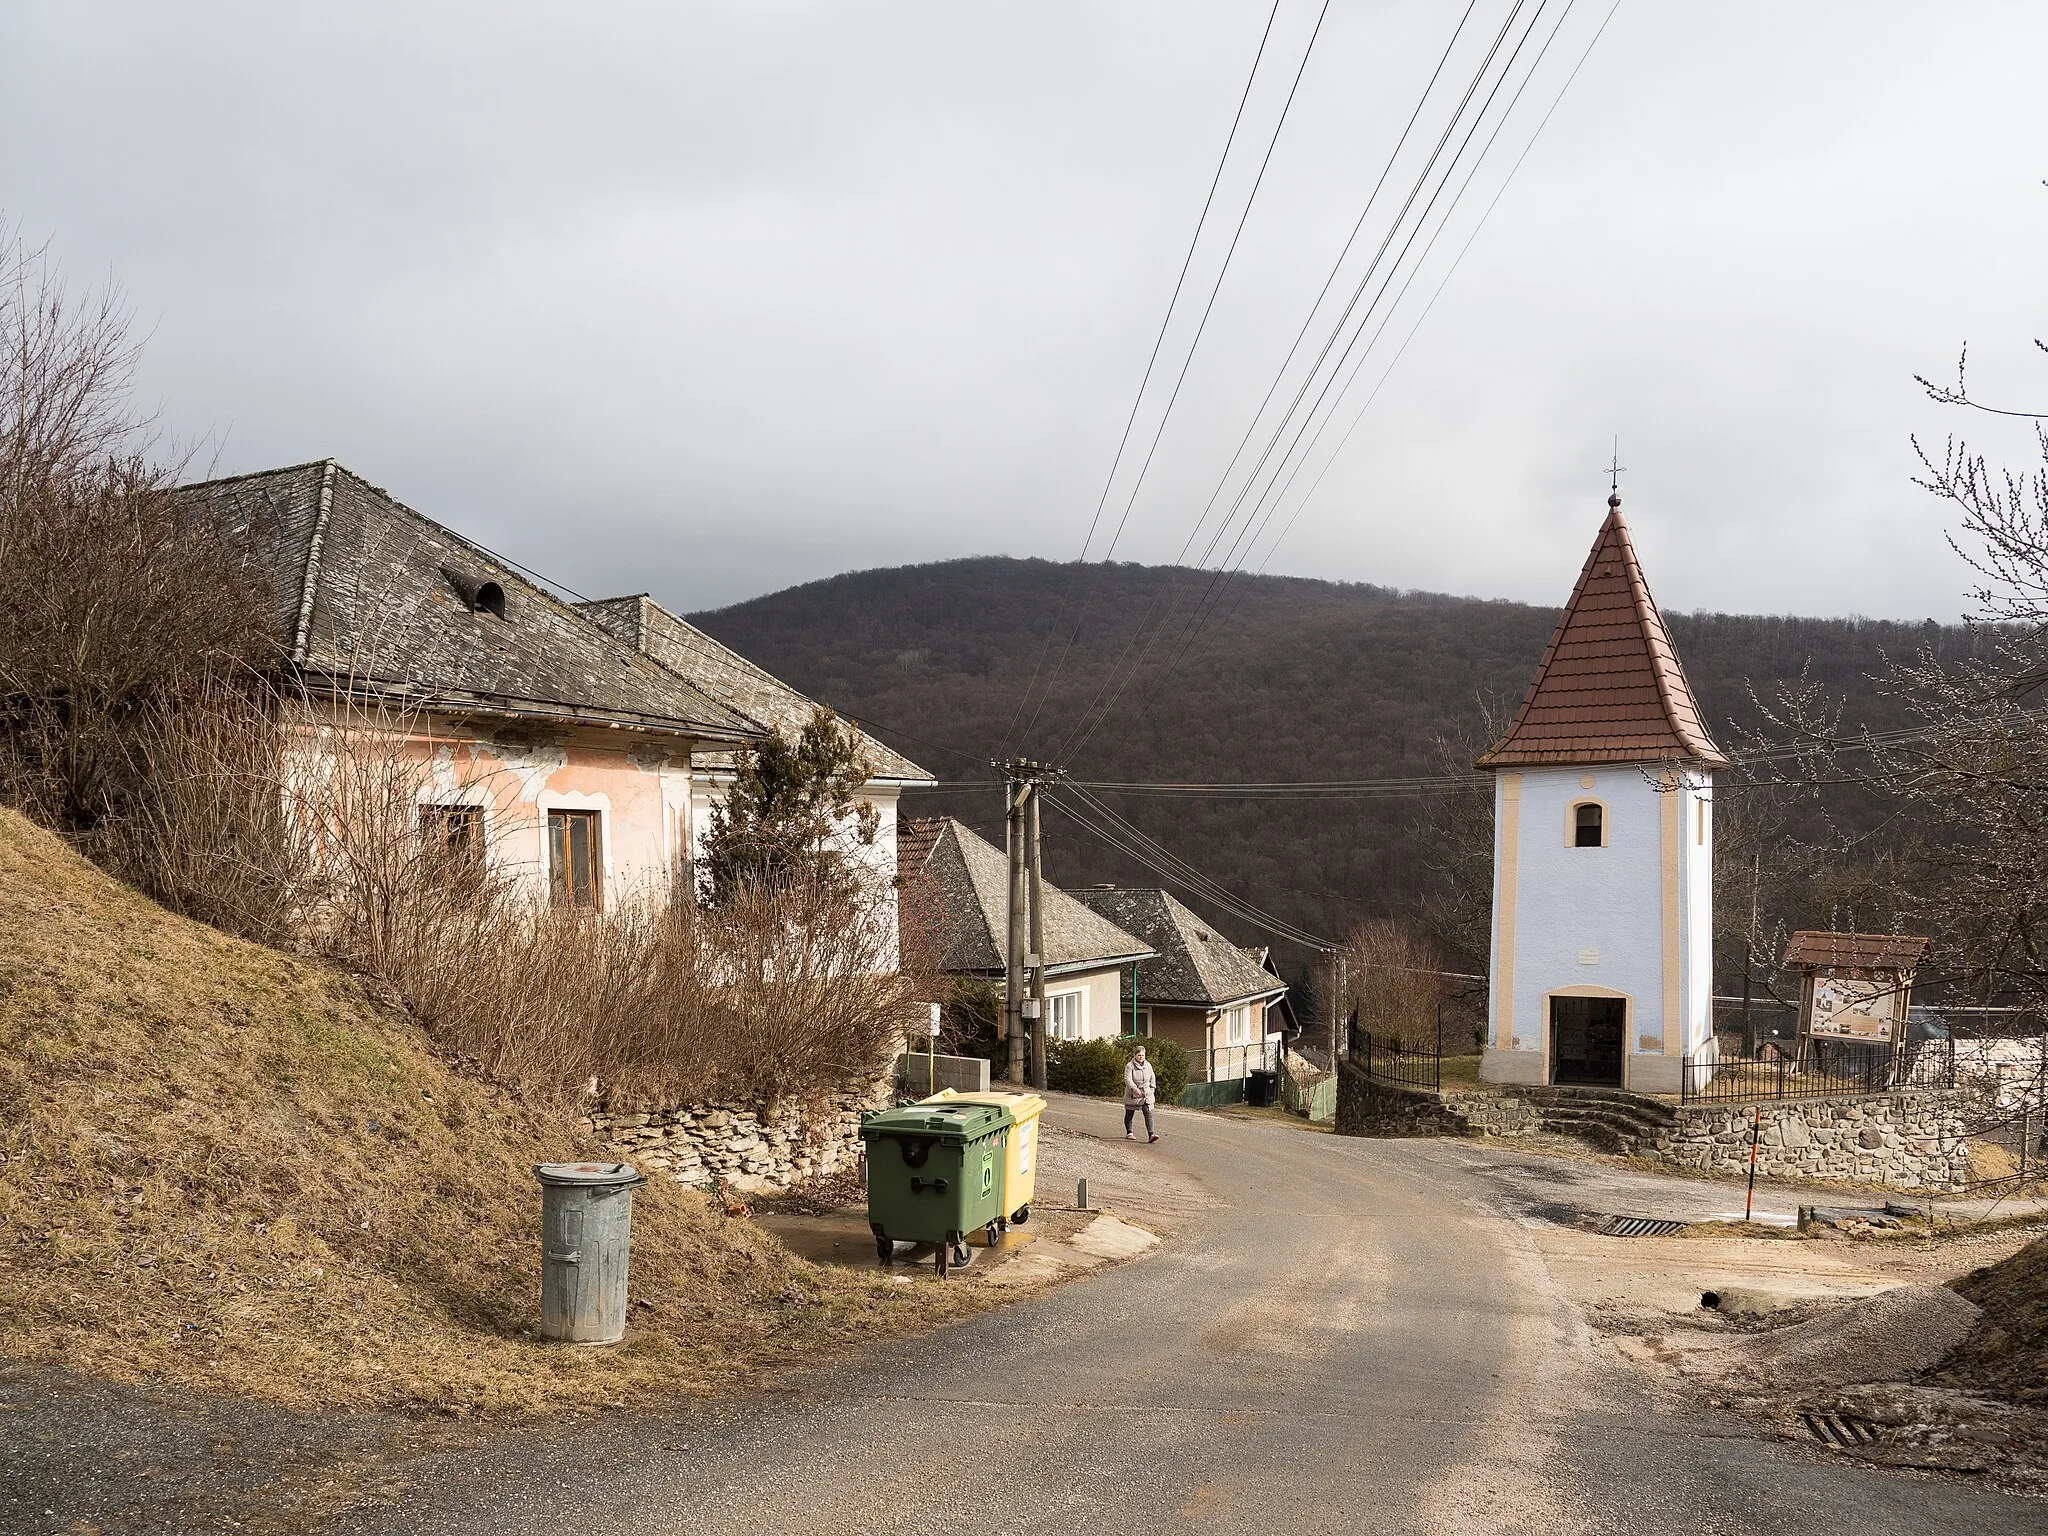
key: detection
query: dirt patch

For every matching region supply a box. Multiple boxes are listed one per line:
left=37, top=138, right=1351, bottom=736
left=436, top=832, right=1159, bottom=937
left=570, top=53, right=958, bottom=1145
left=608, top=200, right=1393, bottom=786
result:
left=0, top=809, right=987, bottom=1415
left=1941, top=1233, right=2048, bottom=1404
left=1568, top=1214, right=2048, bottom=1495
left=1688, top=1284, right=1982, bottom=1389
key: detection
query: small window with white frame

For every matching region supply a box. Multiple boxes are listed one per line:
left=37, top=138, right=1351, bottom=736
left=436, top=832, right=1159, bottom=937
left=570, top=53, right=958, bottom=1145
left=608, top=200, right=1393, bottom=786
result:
left=1224, top=1004, right=1251, bottom=1046
left=1047, top=989, right=1083, bottom=1041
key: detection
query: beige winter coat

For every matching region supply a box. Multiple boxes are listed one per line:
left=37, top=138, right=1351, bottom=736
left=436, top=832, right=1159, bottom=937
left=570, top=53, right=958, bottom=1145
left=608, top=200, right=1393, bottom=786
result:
left=1124, top=1057, right=1157, bottom=1106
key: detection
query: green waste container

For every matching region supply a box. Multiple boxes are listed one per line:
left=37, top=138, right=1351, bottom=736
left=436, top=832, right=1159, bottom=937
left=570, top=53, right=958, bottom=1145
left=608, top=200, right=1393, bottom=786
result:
left=861, top=1100, right=1011, bottom=1277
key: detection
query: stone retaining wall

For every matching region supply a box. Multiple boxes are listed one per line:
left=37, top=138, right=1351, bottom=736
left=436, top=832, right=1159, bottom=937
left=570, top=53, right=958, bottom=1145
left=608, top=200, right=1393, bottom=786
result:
left=581, top=1083, right=893, bottom=1193
left=1335, top=1061, right=1969, bottom=1192
left=1334, top=1062, right=1541, bottom=1139
left=1650, top=1093, right=1970, bottom=1192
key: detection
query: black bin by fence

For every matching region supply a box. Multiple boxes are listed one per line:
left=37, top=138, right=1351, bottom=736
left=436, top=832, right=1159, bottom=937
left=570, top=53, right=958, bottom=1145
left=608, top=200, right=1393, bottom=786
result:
left=1246, top=1069, right=1278, bottom=1108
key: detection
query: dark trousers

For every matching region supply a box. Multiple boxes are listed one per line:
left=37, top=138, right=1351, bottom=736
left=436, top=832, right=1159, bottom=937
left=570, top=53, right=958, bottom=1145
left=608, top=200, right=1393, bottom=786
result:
left=1124, top=1101, right=1155, bottom=1136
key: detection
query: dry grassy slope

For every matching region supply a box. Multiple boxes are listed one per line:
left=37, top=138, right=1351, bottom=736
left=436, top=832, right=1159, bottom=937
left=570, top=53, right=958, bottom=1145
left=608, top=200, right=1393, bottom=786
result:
left=1947, top=1234, right=2048, bottom=1404
left=0, top=810, right=971, bottom=1414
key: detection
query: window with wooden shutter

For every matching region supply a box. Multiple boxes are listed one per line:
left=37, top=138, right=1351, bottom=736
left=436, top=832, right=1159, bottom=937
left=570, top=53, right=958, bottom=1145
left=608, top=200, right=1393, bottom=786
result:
left=548, top=809, right=603, bottom=909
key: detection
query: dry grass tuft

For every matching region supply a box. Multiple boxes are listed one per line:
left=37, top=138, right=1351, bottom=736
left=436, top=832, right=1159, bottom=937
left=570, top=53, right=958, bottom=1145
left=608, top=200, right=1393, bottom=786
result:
left=0, top=809, right=979, bottom=1414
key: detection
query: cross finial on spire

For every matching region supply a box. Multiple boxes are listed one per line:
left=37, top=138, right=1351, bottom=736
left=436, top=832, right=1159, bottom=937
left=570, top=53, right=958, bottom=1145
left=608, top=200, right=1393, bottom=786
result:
left=1606, top=436, right=1626, bottom=509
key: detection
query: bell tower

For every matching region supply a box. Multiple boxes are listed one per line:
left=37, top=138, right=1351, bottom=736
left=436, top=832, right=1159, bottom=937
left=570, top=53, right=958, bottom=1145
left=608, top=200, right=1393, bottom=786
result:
left=1477, top=492, right=1724, bottom=1094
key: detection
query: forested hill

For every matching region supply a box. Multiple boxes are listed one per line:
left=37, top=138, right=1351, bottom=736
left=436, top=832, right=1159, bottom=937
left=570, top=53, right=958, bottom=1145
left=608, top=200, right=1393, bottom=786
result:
left=692, top=556, right=1975, bottom=980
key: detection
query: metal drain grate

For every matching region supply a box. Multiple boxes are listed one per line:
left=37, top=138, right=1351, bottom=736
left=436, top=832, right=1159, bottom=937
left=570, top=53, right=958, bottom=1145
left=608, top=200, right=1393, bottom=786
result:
left=1594, top=1214, right=1688, bottom=1238
left=1801, top=1411, right=1885, bottom=1448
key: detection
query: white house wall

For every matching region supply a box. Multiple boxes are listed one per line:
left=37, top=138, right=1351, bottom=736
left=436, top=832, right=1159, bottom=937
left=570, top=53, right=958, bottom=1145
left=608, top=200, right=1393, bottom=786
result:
left=1482, top=765, right=1713, bottom=1092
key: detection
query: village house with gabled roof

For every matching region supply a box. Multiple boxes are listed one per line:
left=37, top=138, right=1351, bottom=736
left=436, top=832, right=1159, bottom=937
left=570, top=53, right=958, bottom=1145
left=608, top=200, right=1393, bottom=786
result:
left=898, top=818, right=1155, bottom=1042
left=178, top=460, right=930, bottom=932
left=1069, top=886, right=1289, bottom=1084
left=1478, top=491, right=1724, bottom=1093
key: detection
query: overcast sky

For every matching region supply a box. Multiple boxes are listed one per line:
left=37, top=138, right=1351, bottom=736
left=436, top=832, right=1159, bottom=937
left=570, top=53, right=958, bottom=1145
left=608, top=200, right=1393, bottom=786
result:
left=5, top=2, right=2044, bottom=622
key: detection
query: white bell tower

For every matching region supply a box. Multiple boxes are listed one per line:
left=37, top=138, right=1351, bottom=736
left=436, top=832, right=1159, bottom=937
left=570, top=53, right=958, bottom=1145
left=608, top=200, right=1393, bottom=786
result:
left=1477, top=492, right=1723, bottom=1094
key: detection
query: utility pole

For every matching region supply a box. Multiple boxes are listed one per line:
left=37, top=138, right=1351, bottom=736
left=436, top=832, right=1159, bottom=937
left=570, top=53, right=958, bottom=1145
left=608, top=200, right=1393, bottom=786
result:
left=996, top=758, right=1064, bottom=1091
left=1027, top=787, right=1048, bottom=1092
left=1003, top=774, right=1028, bottom=1086
left=1330, top=951, right=1346, bottom=1066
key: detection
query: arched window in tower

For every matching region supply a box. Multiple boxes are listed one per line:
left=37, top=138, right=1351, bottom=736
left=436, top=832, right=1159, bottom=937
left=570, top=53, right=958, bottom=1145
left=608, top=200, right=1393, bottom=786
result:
left=1572, top=801, right=1604, bottom=848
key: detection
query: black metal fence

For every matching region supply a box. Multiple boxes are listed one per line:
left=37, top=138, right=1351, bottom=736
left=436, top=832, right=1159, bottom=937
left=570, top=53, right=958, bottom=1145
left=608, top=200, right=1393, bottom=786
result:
left=1352, top=1029, right=1442, bottom=1093
left=1680, top=1037, right=1956, bottom=1104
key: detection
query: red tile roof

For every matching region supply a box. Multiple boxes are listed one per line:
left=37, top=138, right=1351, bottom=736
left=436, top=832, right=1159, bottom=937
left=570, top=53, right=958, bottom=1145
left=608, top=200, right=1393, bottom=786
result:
left=1477, top=496, right=1728, bottom=769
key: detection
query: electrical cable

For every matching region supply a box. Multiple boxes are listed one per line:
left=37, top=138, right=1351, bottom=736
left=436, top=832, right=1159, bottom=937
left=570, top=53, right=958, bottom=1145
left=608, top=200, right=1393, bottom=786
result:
left=1130, top=0, right=1623, bottom=730
left=1012, top=0, right=1333, bottom=749
left=1251, top=0, right=1626, bottom=576
left=1057, top=784, right=1339, bottom=947
left=1056, top=0, right=1550, bottom=762
left=1111, top=0, right=1600, bottom=706
left=1050, top=791, right=1336, bottom=950
left=1001, top=0, right=1286, bottom=752
left=1056, top=1, right=1548, bottom=765
left=1009, top=0, right=1483, bottom=767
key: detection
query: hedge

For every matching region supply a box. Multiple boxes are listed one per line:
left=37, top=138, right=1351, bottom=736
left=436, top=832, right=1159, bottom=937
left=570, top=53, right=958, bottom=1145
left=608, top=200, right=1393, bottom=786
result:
left=1045, top=1034, right=1190, bottom=1105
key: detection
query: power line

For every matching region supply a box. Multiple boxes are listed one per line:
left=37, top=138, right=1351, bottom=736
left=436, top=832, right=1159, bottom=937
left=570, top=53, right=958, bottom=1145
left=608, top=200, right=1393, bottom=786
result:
left=1057, top=0, right=1552, bottom=762
left=1012, top=0, right=1333, bottom=749
left=1252, top=0, right=1627, bottom=576
left=1026, top=2, right=1484, bottom=770
left=1120, top=0, right=1602, bottom=696
left=1102, top=0, right=1564, bottom=744
left=1077, top=0, right=1628, bottom=754
left=1054, top=784, right=1338, bottom=948
left=1002, top=0, right=1286, bottom=752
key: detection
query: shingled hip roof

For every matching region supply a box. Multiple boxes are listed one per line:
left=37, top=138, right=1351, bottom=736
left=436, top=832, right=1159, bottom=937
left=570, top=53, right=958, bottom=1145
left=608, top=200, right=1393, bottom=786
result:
left=1477, top=495, right=1727, bottom=770
left=1069, top=887, right=1287, bottom=1009
left=176, top=461, right=757, bottom=741
left=577, top=594, right=930, bottom=783
left=898, top=819, right=1154, bottom=976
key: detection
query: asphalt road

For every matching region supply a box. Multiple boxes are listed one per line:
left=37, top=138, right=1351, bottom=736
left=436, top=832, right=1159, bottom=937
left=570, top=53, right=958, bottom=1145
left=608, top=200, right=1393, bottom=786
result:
left=305, top=1095, right=2038, bottom=1536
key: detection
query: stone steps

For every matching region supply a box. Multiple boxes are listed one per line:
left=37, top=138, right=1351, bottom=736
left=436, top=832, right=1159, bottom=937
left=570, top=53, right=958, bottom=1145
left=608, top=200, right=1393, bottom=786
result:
left=1507, top=1085, right=1677, bottom=1153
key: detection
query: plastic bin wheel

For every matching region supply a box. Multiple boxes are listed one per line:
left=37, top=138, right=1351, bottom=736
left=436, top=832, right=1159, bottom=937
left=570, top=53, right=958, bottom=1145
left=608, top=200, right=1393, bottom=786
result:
left=875, top=1234, right=893, bottom=1265
left=984, top=1221, right=1002, bottom=1248
left=1013, top=1204, right=1030, bottom=1225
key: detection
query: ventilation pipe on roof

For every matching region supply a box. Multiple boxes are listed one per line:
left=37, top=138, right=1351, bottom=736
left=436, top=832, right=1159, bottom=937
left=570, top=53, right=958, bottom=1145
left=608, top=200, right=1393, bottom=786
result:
left=441, top=565, right=507, bottom=618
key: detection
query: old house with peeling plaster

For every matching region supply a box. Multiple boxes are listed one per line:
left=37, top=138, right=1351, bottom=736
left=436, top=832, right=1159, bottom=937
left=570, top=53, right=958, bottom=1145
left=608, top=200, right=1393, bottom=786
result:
left=178, top=460, right=930, bottom=936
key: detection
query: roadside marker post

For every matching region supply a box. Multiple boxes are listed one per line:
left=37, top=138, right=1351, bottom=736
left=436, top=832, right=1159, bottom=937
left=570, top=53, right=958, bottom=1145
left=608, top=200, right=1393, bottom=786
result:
left=1744, top=1103, right=1763, bottom=1221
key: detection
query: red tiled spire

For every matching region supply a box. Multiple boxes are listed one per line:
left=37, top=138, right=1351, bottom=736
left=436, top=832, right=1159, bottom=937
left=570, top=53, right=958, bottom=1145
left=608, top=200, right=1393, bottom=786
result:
left=1477, top=494, right=1727, bottom=769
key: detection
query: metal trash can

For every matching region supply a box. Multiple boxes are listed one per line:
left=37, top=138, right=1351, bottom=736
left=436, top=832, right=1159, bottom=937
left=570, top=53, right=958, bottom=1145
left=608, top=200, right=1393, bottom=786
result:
left=1246, top=1069, right=1278, bottom=1108
left=920, top=1088, right=1046, bottom=1227
left=860, top=1101, right=1010, bottom=1277
left=533, top=1161, right=646, bottom=1344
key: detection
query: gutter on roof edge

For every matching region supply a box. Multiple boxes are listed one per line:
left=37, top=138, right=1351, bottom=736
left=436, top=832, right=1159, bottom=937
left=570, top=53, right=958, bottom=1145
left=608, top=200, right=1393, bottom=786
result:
left=293, top=670, right=759, bottom=743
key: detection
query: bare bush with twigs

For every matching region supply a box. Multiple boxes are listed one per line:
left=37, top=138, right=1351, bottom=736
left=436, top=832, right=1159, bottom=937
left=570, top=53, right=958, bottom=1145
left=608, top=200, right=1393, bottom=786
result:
left=287, top=702, right=915, bottom=1108
left=1334, top=918, right=1447, bottom=1055
left=0, top=222, right=277, bottom=875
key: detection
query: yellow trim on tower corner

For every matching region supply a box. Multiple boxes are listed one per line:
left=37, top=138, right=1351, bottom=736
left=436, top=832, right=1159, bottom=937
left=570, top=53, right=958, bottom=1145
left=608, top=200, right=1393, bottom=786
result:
left=1658, top=776, right=1681, bottom=1055
left=1495, top=772, right=1521, bottom=1049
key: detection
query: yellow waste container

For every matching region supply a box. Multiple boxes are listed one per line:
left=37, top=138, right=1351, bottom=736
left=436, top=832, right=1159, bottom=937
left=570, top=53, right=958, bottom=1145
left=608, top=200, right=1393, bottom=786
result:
left=922, top=1089, right=1045, bottom=1225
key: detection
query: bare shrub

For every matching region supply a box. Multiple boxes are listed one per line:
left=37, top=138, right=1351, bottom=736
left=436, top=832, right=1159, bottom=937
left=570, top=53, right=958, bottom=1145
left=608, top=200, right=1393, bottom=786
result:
left=0, top=224, right=277, bottom=856
left=1336, top=919, right=1447, bottom=1054
left=289, top=708, right=913, bottom=1107
left=101, top=672, right=311, bottom=944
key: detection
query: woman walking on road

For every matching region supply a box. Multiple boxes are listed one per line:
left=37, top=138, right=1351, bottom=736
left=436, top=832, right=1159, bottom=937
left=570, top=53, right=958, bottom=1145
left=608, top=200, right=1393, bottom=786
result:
left=1124, top=1046, right=1159, bottom=1143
